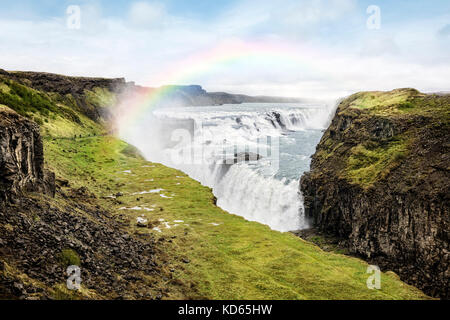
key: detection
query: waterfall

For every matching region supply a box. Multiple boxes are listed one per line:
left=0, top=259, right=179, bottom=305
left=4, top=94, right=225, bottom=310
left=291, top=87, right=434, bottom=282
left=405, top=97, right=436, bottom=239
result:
left=121, top=103, right=333, bottom=232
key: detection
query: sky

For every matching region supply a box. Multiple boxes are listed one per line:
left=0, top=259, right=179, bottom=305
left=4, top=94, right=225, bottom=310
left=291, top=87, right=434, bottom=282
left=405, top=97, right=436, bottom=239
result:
left=0, top=0, right=449, bottom=99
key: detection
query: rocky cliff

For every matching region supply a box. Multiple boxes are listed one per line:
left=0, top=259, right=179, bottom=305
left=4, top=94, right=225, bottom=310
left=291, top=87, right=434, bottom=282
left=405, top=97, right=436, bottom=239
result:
left=0, top=69, right=126, bottom=122
left=0, top=106, right=54, bottom=203
left=0, top=75, right=165, bottom=300
left=300, top=89, right=449, bottom=298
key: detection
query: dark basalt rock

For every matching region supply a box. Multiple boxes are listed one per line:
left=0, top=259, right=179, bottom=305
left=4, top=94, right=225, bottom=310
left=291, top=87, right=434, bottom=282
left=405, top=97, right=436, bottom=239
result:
left=300, top=91, right=450, bottom=299
left=0, top=195, right=162, bottom=300
left=0, top=107, right=55, bottom=203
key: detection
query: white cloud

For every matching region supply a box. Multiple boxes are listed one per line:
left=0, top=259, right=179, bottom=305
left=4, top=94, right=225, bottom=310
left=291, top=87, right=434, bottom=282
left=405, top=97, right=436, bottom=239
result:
left=129, top=1, right=167, bottom=27
left=0, top=0, right=449, bottom=101
left=213, top=0, right=357, bottom=38
left=438, top=24, right=450, bottom=37
left=281, top=0, right=357, bottom=26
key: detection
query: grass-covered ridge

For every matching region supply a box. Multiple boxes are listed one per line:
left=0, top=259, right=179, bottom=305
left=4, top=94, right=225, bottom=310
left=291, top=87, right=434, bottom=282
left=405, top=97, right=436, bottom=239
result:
left=43, top=137, right=429, bottom=299
left=321, top=89, right=450, bottom=189
left=0, top=76, right=109, bottom=139
left=343, top=88, right=420, bottom=113
left=341, top=88, right=449, bottom=118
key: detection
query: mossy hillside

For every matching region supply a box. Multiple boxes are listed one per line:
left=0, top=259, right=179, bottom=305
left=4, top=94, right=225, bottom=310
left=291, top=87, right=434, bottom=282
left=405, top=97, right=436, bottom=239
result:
left=43, top=135, right=430, bottom=300
left=342, top=88, right=419, bottom=112
left=315, top=89, right=449, bottom=189
left=345, top=138, right=408, bottom=187
left=0, top=78, right=59, bottom=117
left=0, top=76, right=110, bottom=138
left=341, top=88, right=449, bottom=118
left=85, top=87, right=117, bottom=109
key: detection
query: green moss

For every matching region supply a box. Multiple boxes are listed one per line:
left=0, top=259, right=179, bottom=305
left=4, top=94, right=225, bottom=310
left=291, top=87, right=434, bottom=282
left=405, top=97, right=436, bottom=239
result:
left=120, top=144, right=144, bottom=159
left=346, top=138, right=408, bottom=188
left=0, top=79, right=59, bottom=118
left=0, top=82, right=10, bottom=93
left=345, top=89, right=418, bottom=112
left=59, top=249, right=81, bottom=267
left=33, top=116, right=43, bottom=126
left=315, top=142, right=344, bottom=163
left=397, top=102, right=414, bottom=110
left=85, top=87, right=116, bottom=108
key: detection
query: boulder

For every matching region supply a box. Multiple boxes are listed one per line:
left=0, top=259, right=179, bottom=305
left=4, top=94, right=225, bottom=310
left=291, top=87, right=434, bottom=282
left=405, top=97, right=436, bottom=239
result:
left=0, top=106, right=55, bottom=202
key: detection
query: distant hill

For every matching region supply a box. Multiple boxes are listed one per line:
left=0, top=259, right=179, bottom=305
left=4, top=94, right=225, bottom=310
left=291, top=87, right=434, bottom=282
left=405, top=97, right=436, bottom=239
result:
left=121, top=83, right=306, bottom=107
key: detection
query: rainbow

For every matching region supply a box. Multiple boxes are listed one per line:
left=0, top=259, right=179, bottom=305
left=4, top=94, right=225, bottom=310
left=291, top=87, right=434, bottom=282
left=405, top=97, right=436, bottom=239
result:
left=116, top=39, right=325, bottom=133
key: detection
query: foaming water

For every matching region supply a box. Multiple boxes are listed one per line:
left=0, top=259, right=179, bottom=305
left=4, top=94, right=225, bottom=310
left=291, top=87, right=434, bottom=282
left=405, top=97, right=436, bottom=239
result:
left=120, top=102, right=334, bottom=232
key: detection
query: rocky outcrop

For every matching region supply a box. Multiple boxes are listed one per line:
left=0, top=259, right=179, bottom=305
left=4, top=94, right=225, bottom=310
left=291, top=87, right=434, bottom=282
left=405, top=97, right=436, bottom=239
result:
left=0, top=195, right=162, bottom=300
left=0, top=70, right=126, bottom=98
left=0, top=69, right=126, bottom=121
left=0, top=106, right=54, bottom=203
left=300, top=89, right=449, bottom=298
left=0, top=90, right=165, bottom=300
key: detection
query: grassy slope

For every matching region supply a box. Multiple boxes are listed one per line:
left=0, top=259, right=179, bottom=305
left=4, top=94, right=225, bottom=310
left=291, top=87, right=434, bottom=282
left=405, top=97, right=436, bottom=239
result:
left=43, top=136, right=429, bottom=300
left=1, top=76, right=430, bottom=299
left=320, top=89, right=450, bottom=189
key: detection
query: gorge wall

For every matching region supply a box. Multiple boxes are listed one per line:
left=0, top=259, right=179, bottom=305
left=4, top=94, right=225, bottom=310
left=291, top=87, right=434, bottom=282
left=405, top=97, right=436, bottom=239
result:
left=0, top=72, right=165, bottom=299
left=0, top=106, right=54, bottom=203
left=300, top=89, right=449, bottom=298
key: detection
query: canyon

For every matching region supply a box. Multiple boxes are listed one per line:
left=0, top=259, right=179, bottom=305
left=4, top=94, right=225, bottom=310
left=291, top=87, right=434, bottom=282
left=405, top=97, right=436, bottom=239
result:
left=0, top=70, right=438, bottom=299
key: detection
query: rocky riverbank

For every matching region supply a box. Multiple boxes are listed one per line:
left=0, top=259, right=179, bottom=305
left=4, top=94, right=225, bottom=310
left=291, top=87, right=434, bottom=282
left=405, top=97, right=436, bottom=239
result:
left=300, top=89, right=449, bottom=299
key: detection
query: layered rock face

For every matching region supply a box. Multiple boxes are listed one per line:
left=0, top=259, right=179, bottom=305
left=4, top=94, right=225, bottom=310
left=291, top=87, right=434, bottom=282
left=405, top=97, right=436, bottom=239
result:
left=300, top=89, right=449, bottom=298
left=0, top=106, right=54, bottom=203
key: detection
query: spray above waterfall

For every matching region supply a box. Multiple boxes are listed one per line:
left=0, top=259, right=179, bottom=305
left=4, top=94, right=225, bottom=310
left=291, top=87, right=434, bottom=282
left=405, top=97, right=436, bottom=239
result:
left=122, top=103, right=334, bottom=232
left=111, top=40, right=338, bottom=232
left=113, top=39, right=330, bottom=137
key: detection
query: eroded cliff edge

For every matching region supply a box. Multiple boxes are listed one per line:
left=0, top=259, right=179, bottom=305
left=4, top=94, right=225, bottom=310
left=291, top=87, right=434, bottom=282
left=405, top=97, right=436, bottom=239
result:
left=300, top=89, right=449, bottom=298
left=0, top=106, right=54, bottom=203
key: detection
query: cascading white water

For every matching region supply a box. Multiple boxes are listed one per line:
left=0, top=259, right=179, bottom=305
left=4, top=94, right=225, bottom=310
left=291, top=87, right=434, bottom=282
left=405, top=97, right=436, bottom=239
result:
left=120, top=102, right=334, bottom=232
